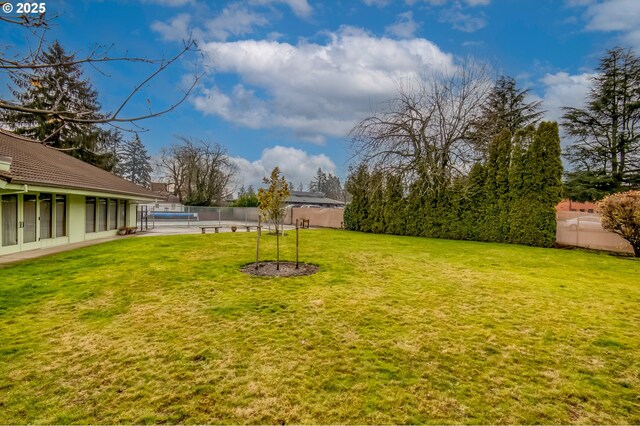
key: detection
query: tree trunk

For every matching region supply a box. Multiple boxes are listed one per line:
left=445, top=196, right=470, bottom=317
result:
left=633, top=242, right=639, bottom=258
left=276, top=222, right=280, bottom=270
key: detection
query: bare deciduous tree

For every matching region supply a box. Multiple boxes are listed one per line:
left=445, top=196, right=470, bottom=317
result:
left=159, top=137, right=236, bottom=206
left=0, top=8, right=201, bottom=130
left=349, top=61, right=492, bottom=195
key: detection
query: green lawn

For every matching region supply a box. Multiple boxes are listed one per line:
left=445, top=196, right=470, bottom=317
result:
left=1, top=230, right=639, bottom=424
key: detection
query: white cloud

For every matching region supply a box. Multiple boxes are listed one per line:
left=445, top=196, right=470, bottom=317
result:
left=583, top=0, right=640, bottom=31
left=151, top=13, right=197, bottom=42
left=363, top=0, right=391, bottom=6
left=574, top=0, right=640, bottom=49
left=192, top=27, right=456, bottom=142
left=540, top=72, right=594, bottom=122
left=386, top=11, right=419, bottom=39
left=206, top=3, right=269, bottom=41
left=231, top=146, right=336, bottom=189
left=440, top=7, right=486, bottom=32
left=565, top=0, right=594, bottom=6
left=406, top=0, right=490, bottom=6
left=250, top=0, right=313, bottom=18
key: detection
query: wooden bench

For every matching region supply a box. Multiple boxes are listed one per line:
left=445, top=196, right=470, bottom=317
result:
left=200, top=226, right=221, bottom=234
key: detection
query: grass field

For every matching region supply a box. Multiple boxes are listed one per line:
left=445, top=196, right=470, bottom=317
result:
left=1, top=230, right=639, bottom=424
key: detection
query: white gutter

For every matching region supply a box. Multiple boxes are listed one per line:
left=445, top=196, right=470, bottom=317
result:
left=0, top=181, right=28, bottom=194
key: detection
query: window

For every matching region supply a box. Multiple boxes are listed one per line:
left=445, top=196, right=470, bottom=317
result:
left=119, top=200, right=126, bottom=227
left=1, top=195, right=18, bottom=247
left=23, top=194, right=37, bottom=243
left=109, top=199, right=117, bottom=230
left=98, top=198, right=107, bottom=231
left=39, top=193, right=52, bottom=239
left=56, top=195, right=67, bottom=237
left=86, top=197, right=96, bottom=233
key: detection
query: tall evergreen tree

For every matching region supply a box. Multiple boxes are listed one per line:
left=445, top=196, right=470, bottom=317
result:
left=482, top=129, right=512, bottom=242
left=344, top=164, right=370, bottom=231
left=309, top=167, right=343, bottom=200
left=459, top=163, right=487, bottom=241
left=509, top=123, right=563, bottom=246
left=368, top=170, right=386, bottom=234
left=469, top=75, right=543, bottom=158
left=383, top=173, right=405, bottom=235
left=118, top=134, right=152, bottom=188
left=563, top=47, right=640, bottom=195
left=309, top=168, right=327, bottom=193
left=0, top=41, right=116, bottom=169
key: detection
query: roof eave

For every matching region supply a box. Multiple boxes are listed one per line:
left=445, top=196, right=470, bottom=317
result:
left=9, top=179, right=158, bottom=201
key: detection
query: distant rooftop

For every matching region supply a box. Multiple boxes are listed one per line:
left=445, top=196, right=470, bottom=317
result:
left=287, top=190, right=344, bottom=206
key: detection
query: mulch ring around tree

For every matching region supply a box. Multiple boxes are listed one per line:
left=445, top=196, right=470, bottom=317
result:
left=241, top=261, right=319, bottom=277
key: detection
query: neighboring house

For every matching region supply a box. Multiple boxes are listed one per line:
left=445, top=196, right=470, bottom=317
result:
left=0, top=130, right=158, bottom=256
left=286, top=191, right=345, bottom=208
left=143, top=182, right=184, bottom=212
left=556, top=199, right=598, bottom=213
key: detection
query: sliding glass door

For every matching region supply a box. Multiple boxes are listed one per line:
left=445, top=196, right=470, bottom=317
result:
left=23, top=194, right=37, bottom=244
left=1, top=195, right=18, bottom=247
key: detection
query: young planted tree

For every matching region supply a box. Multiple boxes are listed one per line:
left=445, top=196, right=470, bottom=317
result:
left=598, top=190, right=640, bottom=257
left=257, top=167, right=291, bottom=270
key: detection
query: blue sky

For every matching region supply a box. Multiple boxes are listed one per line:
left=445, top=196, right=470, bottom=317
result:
left=2, top=0, right=640, bottom=189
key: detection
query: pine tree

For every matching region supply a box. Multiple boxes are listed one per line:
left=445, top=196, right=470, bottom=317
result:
left=0, top=41, right=115, bottom=169
left=309, top=168, right=327, bottom=193
left=563, top=47, right=640, bottom=194
left=325, top=173, right=343, bottom=200
left=118, top=134, right=152, bottom=188
left=469, top=75, right=543, bottom=159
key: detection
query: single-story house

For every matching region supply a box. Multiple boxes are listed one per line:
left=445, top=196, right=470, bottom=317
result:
left=0, top=130, right=158, bottom=256
left=286, top=191, right=345, bottom=208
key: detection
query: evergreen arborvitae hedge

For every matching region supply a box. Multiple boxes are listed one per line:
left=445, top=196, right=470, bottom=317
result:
left=344, top=121, right=563, bottom=247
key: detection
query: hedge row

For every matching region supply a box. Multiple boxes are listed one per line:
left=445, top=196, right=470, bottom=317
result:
left=344, top=122, right=563, bottom=247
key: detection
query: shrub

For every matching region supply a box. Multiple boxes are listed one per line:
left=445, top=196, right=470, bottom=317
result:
left=598, top=190, right=640, bottom=257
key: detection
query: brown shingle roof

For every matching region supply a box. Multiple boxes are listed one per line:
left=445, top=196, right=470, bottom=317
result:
left=0, top=130, right=158, bottom=200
